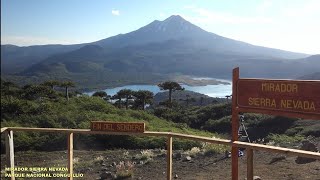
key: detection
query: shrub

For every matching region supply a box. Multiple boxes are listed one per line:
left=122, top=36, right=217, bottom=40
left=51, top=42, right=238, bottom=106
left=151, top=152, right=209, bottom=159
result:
left=115, top=161, right=134, bottom=179
left=185, top=147, right=201, bottom=157
left=202, top=143, right=229, bottom=156
left=133, top=150, right=154, bottom=163
left=202, top=116, right=231, bottom=133
left=265, top=134, right=304, bottom=147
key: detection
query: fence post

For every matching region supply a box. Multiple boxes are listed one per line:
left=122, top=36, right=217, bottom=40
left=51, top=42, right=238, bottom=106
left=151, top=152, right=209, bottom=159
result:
left=68, top=132, right=73, bottom=180
left=5, top=130, right=15, bottom=180
left=166, top=135, right=173, bottom=180
left=247, top=148, right=253, bottom=180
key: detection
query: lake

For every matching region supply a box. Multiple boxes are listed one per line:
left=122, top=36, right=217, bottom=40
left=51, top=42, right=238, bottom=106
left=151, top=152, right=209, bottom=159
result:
left=85, top=78, right=232, bottom=98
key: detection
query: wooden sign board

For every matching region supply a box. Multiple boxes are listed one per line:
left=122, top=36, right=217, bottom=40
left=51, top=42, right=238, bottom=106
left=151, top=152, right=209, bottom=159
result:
left=91, top=121, right=145, bottom=133
left=231, top=67, right=320, bottom=180
left=237, top=79, right=320, bottom=115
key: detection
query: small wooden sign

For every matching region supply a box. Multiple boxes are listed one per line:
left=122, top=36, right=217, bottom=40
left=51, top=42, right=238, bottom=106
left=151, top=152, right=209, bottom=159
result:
left=237, top=79, right=320, bottom=115
left=90, top=121, right=145, bottom=132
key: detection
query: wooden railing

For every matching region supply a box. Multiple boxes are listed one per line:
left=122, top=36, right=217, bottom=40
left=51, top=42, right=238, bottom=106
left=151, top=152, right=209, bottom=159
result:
left=1, top=127, right=320, bottom=180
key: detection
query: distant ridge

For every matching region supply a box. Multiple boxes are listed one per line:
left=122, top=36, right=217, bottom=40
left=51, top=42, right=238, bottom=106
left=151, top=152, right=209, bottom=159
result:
left=2, top=15, right=318, bottom=89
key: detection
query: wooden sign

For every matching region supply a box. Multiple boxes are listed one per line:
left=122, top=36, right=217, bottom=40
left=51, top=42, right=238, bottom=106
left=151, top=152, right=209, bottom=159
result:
left=91, top=121, right=145, bottom=132
left=237, top=79, right=320, bottom=115
left=231, top=68, right=320, bottom=180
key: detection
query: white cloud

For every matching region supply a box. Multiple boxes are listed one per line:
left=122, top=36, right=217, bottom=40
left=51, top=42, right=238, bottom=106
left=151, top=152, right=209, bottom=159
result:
left=225, top=27, right=320, bottom=54
left=282, top=1, right=320, bottom=19
left=182, top=7, right=273, bottom=24
left=256, top=0, right=272, bottom=14
left=111, top=10, right=120, bottom=16
left=177, top=4, right=318, bottom=54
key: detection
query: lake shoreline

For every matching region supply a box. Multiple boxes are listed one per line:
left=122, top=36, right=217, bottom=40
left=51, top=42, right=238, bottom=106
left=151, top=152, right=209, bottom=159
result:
left=84, top=79, right=232, bottom=98
left=81, top=75, right=231, bottom=92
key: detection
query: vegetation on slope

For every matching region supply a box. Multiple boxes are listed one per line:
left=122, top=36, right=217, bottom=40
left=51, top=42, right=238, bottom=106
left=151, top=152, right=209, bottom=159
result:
left=0, top=80, right=217, bottom=152
left=1, top=79, right=319, bottom=153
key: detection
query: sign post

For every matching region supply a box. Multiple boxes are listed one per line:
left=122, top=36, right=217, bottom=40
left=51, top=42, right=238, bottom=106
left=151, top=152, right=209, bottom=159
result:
left=231, top=67, right=320, bottom=180
left=231, top=67, right=239, bottom=180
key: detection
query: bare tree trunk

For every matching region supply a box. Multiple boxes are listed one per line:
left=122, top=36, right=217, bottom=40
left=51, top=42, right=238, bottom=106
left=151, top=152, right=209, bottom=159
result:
left=118, top=98, right=121, bottom=108
left=125, top=96, right=129, bottom=109
left=143, top=98, right=146, bottom=110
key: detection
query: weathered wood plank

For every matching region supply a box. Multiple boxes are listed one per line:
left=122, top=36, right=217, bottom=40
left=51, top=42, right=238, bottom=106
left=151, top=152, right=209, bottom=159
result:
left=68, top=133, right=73, bottom=180
left=5, top=130, right=15, bottom=180
left=234, top=141, right=320, bottom=160
left=1, top=127, right=8, bottom=133
left=166, top=135, right=173, bottom=180
left=171, top=133, right=231, bottom=146
left=247, top=148, right=253, bottom=180
left=2, top=127, right=319, bottom=160
left=4, top=127, right=231, bottom=145
left=5, top=127, right=168, bottom=136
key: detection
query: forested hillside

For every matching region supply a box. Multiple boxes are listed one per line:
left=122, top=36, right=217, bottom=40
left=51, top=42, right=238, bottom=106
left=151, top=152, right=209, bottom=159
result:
left=1, top=79, right=319, bottom=153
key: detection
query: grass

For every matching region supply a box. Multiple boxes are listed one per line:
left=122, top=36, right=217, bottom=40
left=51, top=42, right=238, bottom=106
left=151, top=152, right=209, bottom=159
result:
left=1, top=96, right=220, bottom=151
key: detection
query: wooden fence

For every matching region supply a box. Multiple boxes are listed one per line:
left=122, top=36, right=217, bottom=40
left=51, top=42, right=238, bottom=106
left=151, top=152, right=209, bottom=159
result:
left=1, top=127, right=320, bottom=180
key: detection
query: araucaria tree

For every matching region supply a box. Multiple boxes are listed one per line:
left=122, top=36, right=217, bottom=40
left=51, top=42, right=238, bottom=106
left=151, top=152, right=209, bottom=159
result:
left=158, top=81, right=184, bottom=106
left=92, top=91, right=107, bottom=97
left=111, top=94, right=122, bottom=108
left=117, top=89, right=134, bottom=109
left=60, top=81, right=75, bottom=101
left=134, top=90, right=154, bottom=110
left=41, top=80, right=61, bottom=90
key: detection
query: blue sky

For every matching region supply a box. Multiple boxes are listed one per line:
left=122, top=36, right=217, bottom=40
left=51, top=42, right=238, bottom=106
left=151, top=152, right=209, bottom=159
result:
left=1, top=0, right=319, bottom=54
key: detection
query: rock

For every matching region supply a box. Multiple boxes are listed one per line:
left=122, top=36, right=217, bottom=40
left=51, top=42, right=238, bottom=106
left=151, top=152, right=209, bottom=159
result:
left=253, top=176, right=261, bottom=180
left=111, top=162, right=117, bottom=166
left=301, top=140, right=318, bottom=151
left=295, top=140, right=318, bottom=164
left=269, top=156, right=286, bottom=164
left=295, top=156, right=316, bottom=164
left=185, top=156, right=192, bottom=161
left=100, top=171, right=113, bottom=180
left=174, top=174, right=178, bottom=179
left=139, top=161, right=144, bottom=165
left=174, top=152, right=182, bottom=159
left=102, top=163, right=107, bottom=166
